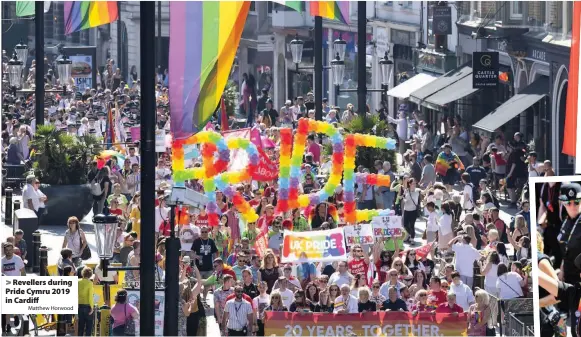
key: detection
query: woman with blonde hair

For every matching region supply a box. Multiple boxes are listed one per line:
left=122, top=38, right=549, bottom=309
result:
left=265, top=291, right=288, bottom=311
left=392, top=257, right=412, bottom=278
left=464, top=225, right=479, bottom=249
left=410, top=289, right=429, bottom=313
left=258, top=250, right=280, bottom=293
left=468, top=289, right=492, bottom=336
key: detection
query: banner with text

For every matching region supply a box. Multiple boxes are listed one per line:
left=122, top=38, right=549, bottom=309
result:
left=264, top=311, right=468, bottom=336
left=126, top=290, right=165, bottom=336
left=371, top=216, right=403, bottom=237
left=343, top=224, right=374, bottom=246
left=281, top=228, right=347, bottom=263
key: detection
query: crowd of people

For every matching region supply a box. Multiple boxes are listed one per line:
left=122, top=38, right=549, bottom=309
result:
left=0, top=52, right=539, bottom=337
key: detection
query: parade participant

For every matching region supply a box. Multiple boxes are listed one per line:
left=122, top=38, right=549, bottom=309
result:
left=449, top=235, right=480, bottom=288
left=435, top=292, right=464, bottom=314
left=214, top=274, right=235, bottom=332
left=449, top=271, right=475, bottom=311
left=62, top=216, right=88, bottom=267
left=382, top=286, right=408, bottom=311
left=223, top=285, right=256, bottom=336
left=328, top=261, right=354, bottom=288
left=192, top=225, right=219, bottom=284
left=253, top=281, right=270, bottom=335
left=289, top=290, right=315, bottom=312
left=468, top=290, right=493, bottom=336
left=258, top=250, right=280, bottom=293
left=427, top=276, right=447, bottom=309
left=265, top=291, right=288, bottom=312
left=1, top=242, right=25, bottom=276
left=242, top=269, right=259, bottom=299
left=496, top=263, right=523, bottom=299
left=379, top=268, right=405, bottom=299
left=435, top=144, right=464, bottom=191
left=334, top=284, right=359, bottom=313
left=77, top=267, right=95, bottom=336
left=232, top=252, right=248, bottom=281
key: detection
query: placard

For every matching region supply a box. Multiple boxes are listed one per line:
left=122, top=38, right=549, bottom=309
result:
left=281, top=228, right=347, bottom=263
left=126, top=290, right=165, bottom=336
left=69, top=55, right=93, bottom=91
left=473, top=51, right=499, bottom=88
left=155, top=129, right=166, bottom=152
left=371, top=216, right=403, bottom=237
left=343, top=224, right=374, bottom=246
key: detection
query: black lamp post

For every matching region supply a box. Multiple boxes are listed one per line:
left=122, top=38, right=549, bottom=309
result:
left=7, top=53, right=23, bottom=97
left=163, top=197, right=180, bottom=336
left=56, top=55, right=72, bottom=96
left=331, top=51, right=393, bottom=109
left=290, top=32, right=346, bottom=121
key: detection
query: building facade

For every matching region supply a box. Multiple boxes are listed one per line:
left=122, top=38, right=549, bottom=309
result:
left=455, top=1, right=573, bottom=174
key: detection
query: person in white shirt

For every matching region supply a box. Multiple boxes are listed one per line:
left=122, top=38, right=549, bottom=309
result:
left=461, top=173, right=474, bottom=211
left=449, top=235, right=480, bottom=288
left=387, top=111, right=408, bottom=154
left=127, top=147, right=140, bottom=166
left=22, top=175, right=40, bottom=213
left=425, top=202, right=439, bottom=243
left=527, top=152, right=542, bottom=177
left=179, top=222, right=198, bottom=258
left=449, top=271, right=474, bottom=312
left=275, top=277, right=295, bottom=309
left=1, top=242, right=26, bottom=276
left=155, top=197, right=170, bottom=241
left=333, top=284, right=359, bottom=314
left=222, top=285, right=256, bottom=336
left=328, top=261, right=353, bottom=288
left=496, top=263, right=523, bottom=300
left=438, top=202, right=455, bottom=252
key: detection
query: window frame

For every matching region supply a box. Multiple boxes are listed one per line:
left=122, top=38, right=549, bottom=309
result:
left=509, top=1, right=523, bottom=20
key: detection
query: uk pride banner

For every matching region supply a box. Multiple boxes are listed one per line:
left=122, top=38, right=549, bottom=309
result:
left=264, top=311, right=468, bottom=336
left=281, top=228, right=347, bottom=263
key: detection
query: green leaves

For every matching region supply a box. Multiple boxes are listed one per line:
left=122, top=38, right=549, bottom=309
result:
left=30, top=124, right=103, bottom=185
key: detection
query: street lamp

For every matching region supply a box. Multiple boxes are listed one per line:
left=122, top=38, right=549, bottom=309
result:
left=332, top=51, right=393, bottom=106
left=56, top=54, right=72, bottom=95
left=14, top=41, right=29, bottom=79
left=7, top=53, right=23, bottom=96
left=333, top=35, right=347, bottom=61
left=290, top=35, right=304, bottom=64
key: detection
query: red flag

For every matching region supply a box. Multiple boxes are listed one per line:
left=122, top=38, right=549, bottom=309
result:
left=254, top=226, right=269, bottom=258
left=413, top=242, right=433, bottom=260
left=220, top=97, right=229, bottom=131
left=563, top=2, right=581, bottom=156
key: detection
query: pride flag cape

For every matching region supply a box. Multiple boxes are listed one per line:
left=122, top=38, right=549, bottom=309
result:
left=64, top=1, right=118, bottom=34
left=435, top=152, right=464, bottom=176
left=169, top=2, right=250, bottom=140
left=309, top=1, right=350, bottom=24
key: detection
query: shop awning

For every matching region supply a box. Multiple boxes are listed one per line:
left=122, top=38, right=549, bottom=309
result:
left=422, top=74, right=479, bottom=108
left=386, top=73, right=438, bottom=99
left=473, top=76, right=549, bottom=133
left=409, top=64, right=473, bottom=106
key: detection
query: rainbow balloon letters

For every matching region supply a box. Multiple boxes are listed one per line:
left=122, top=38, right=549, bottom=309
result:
left=171, top=119, right=397, bottom=226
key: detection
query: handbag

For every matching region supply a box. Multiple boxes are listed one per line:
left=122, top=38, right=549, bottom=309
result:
left=124, top=304, right=136, bottom=335
left=79, top=231, right=92, bottom=260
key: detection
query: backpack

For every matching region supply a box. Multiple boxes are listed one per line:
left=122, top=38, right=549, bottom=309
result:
left=90, top=178, right=102, bottom=196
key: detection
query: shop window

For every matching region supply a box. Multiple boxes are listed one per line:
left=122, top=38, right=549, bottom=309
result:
left=510, top=2, right=523, bottom=20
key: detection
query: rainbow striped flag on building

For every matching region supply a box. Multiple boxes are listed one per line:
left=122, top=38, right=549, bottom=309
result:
left=169, top=2, right=250, bottom=140
left=64, top=1, right=118, bottom=34
left=309, top=1, right=350, bottom=24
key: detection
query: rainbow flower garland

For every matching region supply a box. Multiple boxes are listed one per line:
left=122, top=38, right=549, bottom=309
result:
left=343, top=134, right=397, bottom=223
left=172, top=131, right=260, bottom=225
left=276, top=118, right=344, bottom=212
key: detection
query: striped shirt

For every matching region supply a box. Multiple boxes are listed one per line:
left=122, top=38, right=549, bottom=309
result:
left=224, top=298, right=253, bottom=330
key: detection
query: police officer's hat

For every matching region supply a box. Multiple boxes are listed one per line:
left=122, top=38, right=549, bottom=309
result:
left=558, top=183, right=581, bottom=201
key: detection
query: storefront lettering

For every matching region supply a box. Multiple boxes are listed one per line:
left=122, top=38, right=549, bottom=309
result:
left=529, top=49, right=546, bottom=62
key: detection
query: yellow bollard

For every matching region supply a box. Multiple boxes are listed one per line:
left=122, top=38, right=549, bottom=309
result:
left=98, top=306, right=111, bottom=336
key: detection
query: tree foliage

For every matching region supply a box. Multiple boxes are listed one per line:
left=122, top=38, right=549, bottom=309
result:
left=30, top=125, right=103, bottom=185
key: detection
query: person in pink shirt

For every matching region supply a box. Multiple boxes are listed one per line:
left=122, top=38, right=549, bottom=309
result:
left=110, top=289, right=139, bottom=336
left=306, top=134, right=321, bottom=164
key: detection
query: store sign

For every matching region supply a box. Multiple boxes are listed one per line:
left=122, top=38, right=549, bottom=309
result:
left=432, top=6, right=452, bottom=35
left=472, top=51, right=499, bottom=88
left=376, top=27, right=389, bottom=57
left=527, top=47, right=547, bottom=62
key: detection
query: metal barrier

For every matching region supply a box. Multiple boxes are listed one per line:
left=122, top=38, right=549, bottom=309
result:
left=506, top=312, right=534, bottom=337
left=488, top=294, right=534, bottom=336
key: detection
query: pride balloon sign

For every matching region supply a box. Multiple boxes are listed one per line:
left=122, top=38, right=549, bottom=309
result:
left=171, top=119, right=397, bottom=226
left=172, top=131, right=260, bottom=225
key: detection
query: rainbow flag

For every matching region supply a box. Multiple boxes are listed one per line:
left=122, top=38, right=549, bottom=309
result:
left=309, top=1, right=350, bottom=24
left=64, top=1, right=118, bottom=34
left=435, top=152, right=464, bottom=176
left=563, top=2, right=581, bottom=158
left=169, top=2, right=250, bottom=140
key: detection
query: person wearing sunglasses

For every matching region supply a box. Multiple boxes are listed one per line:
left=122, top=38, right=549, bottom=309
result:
left=426, top=277, right=447, bottom=310
left=348, top=244, right=370, bottom=284
left=289, top=290, right=315, bottom=313
left=379, top=268, right=405, bottom=299
left=222, top=285, right=256, bottom=336
left=558, top=183, right=581, bottom=288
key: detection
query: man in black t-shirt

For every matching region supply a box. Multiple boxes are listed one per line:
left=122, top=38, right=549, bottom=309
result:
left=192, top=226, right=218, bottom=279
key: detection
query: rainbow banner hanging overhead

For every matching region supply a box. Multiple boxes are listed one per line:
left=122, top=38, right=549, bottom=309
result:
left=169, top=2, right=250, bottom=140
left=563, top=1, right=580, bottom=167
left=309, top=1, right=350, bottom=24
left=64, top=1, right=118, bottom=35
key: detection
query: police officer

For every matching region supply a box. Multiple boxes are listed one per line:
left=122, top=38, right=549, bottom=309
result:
left=557, top=183, right=581, bottom=337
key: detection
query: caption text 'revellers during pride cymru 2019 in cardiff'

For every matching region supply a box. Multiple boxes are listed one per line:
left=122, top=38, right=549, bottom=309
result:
left=4, top=1, right=581, bottom=337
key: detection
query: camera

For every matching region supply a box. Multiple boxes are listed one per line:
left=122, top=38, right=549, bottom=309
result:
left=540, top=306, right=566, bottom=337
